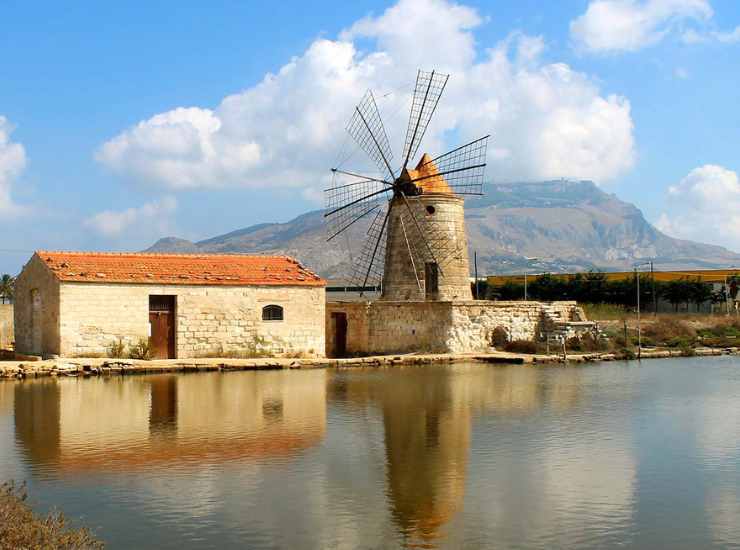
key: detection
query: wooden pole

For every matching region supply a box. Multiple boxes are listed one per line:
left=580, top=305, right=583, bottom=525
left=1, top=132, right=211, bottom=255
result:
left=636, top=268, right=642, bottom=360
left=474, top=251, right=479, bottom=299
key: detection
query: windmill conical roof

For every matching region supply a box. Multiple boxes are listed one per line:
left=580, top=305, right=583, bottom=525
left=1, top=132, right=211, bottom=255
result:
left=408, top=154, right=453, bottom=194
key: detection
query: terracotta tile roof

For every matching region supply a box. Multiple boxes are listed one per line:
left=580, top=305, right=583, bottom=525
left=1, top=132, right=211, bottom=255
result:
left=407, top=153, right=453, bottom=194
left=35, top=251, right=325, bottom=287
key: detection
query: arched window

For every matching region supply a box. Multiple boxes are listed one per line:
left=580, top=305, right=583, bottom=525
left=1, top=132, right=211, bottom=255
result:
left=262, top=304, right=284, bottom=321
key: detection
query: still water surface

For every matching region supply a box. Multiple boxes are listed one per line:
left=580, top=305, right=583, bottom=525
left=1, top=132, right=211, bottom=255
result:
left=1, top=358, right=739, bottom=549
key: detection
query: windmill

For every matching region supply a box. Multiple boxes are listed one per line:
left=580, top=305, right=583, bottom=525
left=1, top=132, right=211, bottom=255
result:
left=325, top=70, right=489, bottom=301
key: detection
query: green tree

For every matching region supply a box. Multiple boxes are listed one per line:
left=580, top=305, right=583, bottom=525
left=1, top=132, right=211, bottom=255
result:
left=529, top=273, right=567, bottom=301
left=582, top=271, right=608, bottom=303
left=728, top=273, right=739, bottom=305
left=689, top=278, right=713, bottom=312
left=662, top=278, right=691, bottom=312
left=0, top=274, right=14, bottom=304
left=497, top=280, right=524, bottom=300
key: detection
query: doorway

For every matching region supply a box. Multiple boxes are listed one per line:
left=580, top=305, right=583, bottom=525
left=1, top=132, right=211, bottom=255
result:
left=425, top=262, right=439, bottom=299
left=149, top=295, right=176, bottom=359
left=331, top=312, right=347, bottom=357
left=30, top=289, right=42, bottom=355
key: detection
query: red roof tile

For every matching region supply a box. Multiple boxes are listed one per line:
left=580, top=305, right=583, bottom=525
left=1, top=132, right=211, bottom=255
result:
left=35, top=251, right=325, bottom=287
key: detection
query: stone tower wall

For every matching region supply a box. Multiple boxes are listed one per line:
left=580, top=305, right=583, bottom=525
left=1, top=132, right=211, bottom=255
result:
left=381, top=194, right=472, bottom=301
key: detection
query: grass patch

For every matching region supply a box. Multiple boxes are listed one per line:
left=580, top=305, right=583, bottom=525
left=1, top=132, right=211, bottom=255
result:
left=582, top=303, right=630, bottom=320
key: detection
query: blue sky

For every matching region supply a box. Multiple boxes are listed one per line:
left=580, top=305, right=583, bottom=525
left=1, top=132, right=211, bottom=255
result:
left=1, top=0, right=739, bottom=273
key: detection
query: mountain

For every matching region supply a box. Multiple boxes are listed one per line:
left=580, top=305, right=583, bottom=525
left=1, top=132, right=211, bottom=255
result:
left=146, top=180, right=740, bottom=277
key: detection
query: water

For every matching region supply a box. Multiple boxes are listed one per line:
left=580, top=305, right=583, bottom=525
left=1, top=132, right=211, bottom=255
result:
left=1, top=358, right=739, bottom=549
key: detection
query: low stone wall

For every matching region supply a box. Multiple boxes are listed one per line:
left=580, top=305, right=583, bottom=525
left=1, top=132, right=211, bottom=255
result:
left=326, top=300, right=586, bottom=356
left=0, top=304, right=13, bottom=349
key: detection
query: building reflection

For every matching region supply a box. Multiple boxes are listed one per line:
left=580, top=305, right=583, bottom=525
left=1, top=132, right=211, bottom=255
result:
left=13, top=371, right=326, bottom=474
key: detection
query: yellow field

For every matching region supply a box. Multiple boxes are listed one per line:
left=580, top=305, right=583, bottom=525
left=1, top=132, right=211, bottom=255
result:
left=486, top=269, right=740, bottom=286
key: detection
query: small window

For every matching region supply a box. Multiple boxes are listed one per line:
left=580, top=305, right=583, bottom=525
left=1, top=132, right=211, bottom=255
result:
left=426, top=205, right=436, bottom=215
left=262, top=304, right=284, bottom=321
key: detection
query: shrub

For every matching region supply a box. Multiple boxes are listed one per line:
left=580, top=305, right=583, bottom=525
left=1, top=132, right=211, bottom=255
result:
left=666, top=336, right=694, bottom=349
left=0, top=481, right=103, bottom=549
left=565, top=332, right=607, bottom=352
left=491, top=326, right=509, bottom=348
left=643, top=318, right=696, bottom=345
left=128, top=339, right=151, bottom=360
left=107, top=338, right=126, bottom=359
left=503, top=339, right=538, bottom=354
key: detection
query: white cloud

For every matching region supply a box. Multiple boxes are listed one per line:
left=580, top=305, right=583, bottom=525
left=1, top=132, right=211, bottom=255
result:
left=84, top=196, right=177, bottom=237
left=97, top=0, right=636, bottom=196
left=656, top=165, right=740, bottom=250
left=570, top=0, right=713, bottom=53
left=674, top=66, right=690, bottom=79
left=96, top=108, right=261, bottom=190
left=714, top=25, right=740, bottom=43
left=683, top=24, right=740, bottom=44
left=0, top=116, right=27, bottom=217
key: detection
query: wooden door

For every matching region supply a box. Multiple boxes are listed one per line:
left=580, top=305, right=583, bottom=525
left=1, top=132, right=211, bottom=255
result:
left=332, top=312, right=347, bottom=358
left=149, top=295, right=175, bottom=359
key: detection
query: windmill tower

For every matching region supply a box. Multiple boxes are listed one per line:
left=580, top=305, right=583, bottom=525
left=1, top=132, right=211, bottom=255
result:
left=325, top=70, right=489, bottom=302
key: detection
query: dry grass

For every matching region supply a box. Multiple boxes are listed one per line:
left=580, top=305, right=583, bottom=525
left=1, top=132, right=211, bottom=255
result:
left=642, top=318, right=697, bottom=342
left=0, top=481, right=103, bottom=549
left=582, top=303, right=630, bottom=321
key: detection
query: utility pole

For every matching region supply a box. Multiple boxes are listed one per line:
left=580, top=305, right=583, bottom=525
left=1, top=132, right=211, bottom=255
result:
left=524, top=271, right=527, bottom=301
left=636, top=267, right=641, bottom=360
left=651, top=261, right=657, bottom=317
left=474, top=251, right=479, bottom=299
left=523, top=257, right=539, bottom=302
left=634, top=261, right=653, bottom=359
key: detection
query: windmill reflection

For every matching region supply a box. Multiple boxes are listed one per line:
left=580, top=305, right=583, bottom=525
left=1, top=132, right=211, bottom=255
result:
left=13, top=371, right=326, bottom=474
left=328, top=365, right=586, bottom=547
left=381, top=370, right=470, bottom=547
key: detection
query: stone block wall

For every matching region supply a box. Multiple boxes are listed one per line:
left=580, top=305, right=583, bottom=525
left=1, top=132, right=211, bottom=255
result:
left=58, top=283, right=325, bottom=358
left=0, top=304, right=13, bottom=349
left=14, top=255, right=61, bottom=356
left=326, top=300, right=585, bottom=356
left=446, top=301, right=546, bottom=352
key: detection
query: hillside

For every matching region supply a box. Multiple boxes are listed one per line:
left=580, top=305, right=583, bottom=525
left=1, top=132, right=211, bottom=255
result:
left=146, top=180, right=740, bottom=277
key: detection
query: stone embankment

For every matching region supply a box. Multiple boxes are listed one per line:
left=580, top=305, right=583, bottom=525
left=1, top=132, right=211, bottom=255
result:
left=1, top=347, right=738, bottom=380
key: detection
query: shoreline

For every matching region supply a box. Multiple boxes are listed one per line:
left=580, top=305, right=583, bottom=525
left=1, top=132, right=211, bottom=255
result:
left=1, top=346, right=737, bottom=380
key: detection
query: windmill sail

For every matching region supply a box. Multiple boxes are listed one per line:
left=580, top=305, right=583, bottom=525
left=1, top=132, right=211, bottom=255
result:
left=410, top=135, right=489, bottom=196
left=401, top=70, right=449, bottom=170
left=325, top=177, right=390, bottom=242
left=351, top=205, right=389, bottom=289
left=346, top=90, right=395, bottom=181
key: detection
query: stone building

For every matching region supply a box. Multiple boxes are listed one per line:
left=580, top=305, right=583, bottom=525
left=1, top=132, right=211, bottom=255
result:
left=14, top=251, right=325, bottom=359
left=0, top=304, right=12, bottom=349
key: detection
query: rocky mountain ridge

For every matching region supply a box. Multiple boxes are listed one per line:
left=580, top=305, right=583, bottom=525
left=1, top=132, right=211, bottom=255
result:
left=146, top=180, right=740, bottom=277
